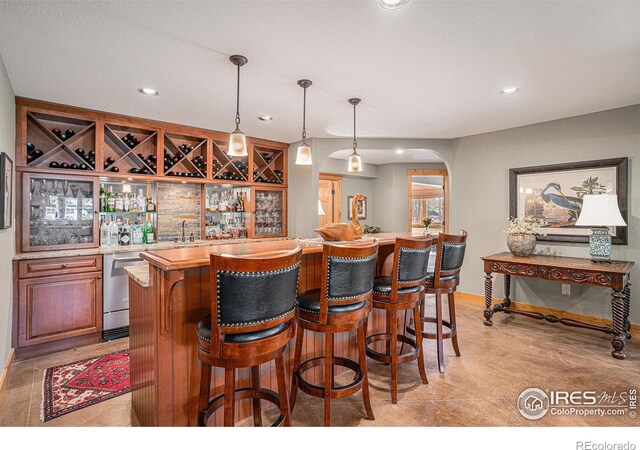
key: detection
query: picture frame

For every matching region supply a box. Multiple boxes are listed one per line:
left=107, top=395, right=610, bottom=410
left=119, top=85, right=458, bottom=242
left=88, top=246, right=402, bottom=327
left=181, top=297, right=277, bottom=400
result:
left=509, top=158, right=628, bottom=244
left=347, top=195, right=367, bottom=220
left=0, top=152, right=13, bottom=229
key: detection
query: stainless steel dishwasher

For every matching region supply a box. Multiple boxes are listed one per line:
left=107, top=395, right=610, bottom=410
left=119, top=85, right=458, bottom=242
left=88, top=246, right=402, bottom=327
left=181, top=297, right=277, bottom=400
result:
left=103, top=252, right=147, bottom=340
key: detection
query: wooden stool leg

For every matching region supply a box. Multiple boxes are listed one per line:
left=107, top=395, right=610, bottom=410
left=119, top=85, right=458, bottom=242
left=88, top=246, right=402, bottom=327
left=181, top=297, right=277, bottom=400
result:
left=324, top=333, right=334, bottom=426
left=390, top=309, right=398, bottom=403
left=198, top=363, right=212, bottom=426
left=399, top=309, right=409, bottom=355
left=357, top=321, right=375, bottom=420
left=384, top=310, right=391, bottom=365
left=413, top=305, right=428, bottom=384
left=250, top=365, right=262, bottom=427
left=275, top=353, right=292, bottom=426
left=223, top=367, right=236, bottom=427
left=448, top=292, right=461, bottom=357
left=436, top=294, right=445, bottom=373
left=290, top=325, right=304, bottom=412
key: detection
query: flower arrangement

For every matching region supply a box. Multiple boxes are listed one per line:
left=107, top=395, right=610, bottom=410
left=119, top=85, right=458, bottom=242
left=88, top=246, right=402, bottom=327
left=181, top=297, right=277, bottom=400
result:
left=504, top=217, right=546, bottom=235
left=421, top=217, right=432, bottom=229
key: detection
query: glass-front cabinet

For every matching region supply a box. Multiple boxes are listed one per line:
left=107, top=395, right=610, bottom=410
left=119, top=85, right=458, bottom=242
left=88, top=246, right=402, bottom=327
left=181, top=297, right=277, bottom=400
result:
left=252, top=187, right=286, bottom=238
left=203, top=185, right=250, bottom=240
left=23, top=173, right=99, bottom=251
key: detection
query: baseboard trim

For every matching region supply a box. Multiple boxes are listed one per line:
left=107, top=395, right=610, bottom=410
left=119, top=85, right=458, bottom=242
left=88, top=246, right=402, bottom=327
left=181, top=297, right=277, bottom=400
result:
left=0, top=348, right=16, bottom=392
left=455, top=292, right=640, bottom=335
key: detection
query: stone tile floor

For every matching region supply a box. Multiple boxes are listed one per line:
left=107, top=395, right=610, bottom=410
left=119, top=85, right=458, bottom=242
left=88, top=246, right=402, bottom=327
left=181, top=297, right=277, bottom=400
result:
left=1, top=299, right=638, bottom=427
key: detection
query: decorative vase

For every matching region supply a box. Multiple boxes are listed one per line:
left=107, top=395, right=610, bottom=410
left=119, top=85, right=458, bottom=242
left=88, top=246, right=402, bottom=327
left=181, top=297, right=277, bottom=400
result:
left=507, top=234, right=537, bottom=257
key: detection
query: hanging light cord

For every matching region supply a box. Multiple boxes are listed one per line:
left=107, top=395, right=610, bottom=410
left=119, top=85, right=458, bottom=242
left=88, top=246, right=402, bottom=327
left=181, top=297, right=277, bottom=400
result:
left=235, top=64, right=241, bottom=128
left=352, top=102, right=358, bottom=153
left=302, top=86, right=307, bottom=143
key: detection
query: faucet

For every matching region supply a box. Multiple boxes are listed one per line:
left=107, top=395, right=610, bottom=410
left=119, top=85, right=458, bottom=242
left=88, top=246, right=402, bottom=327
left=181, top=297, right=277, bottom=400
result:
left=181, top=220, right=186, bottom=242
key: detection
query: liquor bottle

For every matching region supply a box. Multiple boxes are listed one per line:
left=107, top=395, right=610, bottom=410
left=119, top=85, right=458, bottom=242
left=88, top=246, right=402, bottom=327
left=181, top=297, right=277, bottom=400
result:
left=119, top=219, right=131, bottom=246
left=108, top=214, right=119, bottom=246
left=242, top=192, right=249, bottom=212
left=107, top=186, right=116, bottom=212
left=131, top=221, right=143, bottom=245
left=115, top=192, right=124, bottom=212
left=143, top=221, right=155, bottom=244
left=123, top=192, right=131, bottom=212
left=100, top=216, right=110, bottom=246
left=99, top=185, right=106, bottom=212
left=137, top=189, right=146, bottom=213
left=146, top=197, right=156, bottom=212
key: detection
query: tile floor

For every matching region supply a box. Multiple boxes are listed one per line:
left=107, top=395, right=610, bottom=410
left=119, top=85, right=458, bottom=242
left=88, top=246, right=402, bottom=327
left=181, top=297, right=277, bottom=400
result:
left=1, top=299, right=638, bottom=427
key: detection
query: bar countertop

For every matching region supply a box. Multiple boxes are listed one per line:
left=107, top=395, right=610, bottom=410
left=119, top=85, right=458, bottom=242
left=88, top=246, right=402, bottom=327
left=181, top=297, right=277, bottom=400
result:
left=140, top=232, right=420, bottom=271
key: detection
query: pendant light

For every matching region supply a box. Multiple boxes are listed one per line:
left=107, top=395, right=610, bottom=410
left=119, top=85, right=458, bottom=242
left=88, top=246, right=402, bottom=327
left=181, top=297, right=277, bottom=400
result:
left=295, top=79, right=313, bottom=165
left=228, top=55, right=248, bottom=157
left=347, top=98, right=363, bottom=172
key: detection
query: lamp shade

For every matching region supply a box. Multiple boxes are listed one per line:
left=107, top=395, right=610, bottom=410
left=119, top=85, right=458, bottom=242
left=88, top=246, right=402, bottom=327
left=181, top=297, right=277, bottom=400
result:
left=296, top=144, right=313, bottom=165
left=318, top=199, right=325, bottom=216
left=347, top=154, right=363, bottom=172
left=575, top=194, right=627, bottom=227
left=228, top=130, right=248, bottom=157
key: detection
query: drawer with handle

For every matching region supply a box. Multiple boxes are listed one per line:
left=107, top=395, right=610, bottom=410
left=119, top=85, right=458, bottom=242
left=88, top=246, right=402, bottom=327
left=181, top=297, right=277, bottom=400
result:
left=18, top=255, right=103, bottom=279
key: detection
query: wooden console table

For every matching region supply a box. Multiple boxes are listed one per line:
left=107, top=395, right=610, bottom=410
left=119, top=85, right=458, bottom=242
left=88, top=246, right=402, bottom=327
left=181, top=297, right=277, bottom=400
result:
left=482, top=252, right=633, bottom=360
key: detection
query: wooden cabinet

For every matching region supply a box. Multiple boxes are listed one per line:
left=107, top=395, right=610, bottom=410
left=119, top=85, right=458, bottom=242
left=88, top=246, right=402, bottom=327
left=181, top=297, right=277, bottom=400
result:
left=14, top=255, right=103, bottom=356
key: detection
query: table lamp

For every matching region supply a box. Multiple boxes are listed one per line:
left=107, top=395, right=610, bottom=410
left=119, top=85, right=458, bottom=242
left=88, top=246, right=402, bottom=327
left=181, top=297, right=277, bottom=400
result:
left=575, top=194, right=626, bottom=262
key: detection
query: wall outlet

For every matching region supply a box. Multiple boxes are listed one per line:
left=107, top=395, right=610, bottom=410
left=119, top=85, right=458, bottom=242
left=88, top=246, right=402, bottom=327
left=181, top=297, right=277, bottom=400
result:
left=562, top=284, right=571, bottom=296
left=123, top=297, right=129, bottom=303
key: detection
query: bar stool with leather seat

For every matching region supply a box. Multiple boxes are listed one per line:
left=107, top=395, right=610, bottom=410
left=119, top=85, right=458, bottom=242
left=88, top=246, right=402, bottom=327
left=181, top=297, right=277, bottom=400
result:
left=290, top=240, right=379, bottom=427
left=407, top=230, right=468, bottom=373
left=366, top=236, right=433, bottom=403
left=197, top=247, right=303, bottom=427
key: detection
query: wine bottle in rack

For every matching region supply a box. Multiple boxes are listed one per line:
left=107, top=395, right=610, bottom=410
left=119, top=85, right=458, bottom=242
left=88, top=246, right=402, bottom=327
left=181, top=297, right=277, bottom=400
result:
left=52, top=128, right=62, bottom=139
left=110, top=166, right=120, bottom=173
left=104, top=157, right=115, bottom=169
left=60, top=162, right=70, bottom=169
left=49, top=162, right=60, bottom=168
left=65, top=129, right=75, bottom=139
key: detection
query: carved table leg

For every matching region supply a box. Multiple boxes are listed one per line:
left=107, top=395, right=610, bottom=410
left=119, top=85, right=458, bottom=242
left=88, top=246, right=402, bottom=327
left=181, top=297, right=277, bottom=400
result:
left=503, top=274, right=512, bottom=312
left=623, top=282, right=631, bottom=340
left=611, top=288, right=627, bottom=360
left=483, top=272, right=494, bottom=326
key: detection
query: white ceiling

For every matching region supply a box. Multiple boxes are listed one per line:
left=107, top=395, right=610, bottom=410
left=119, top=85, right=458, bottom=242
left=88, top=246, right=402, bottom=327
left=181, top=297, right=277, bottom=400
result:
left=328, top=149, right=442, bottom=165
left=1, top=1, right=639, bottom=143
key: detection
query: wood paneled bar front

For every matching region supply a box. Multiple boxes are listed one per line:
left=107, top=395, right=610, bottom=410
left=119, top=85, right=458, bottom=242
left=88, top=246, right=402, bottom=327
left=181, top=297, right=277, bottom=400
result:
left=129, top=233, right=414, bottom=426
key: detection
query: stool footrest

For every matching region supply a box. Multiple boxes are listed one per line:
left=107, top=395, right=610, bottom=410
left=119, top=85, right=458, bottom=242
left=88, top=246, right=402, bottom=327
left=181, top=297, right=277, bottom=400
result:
left=365, top=333, right=419, bottom=364
left=198, top=387, right=286, bottom=427
left=296, top=356, right=364, bottom=400
left=407, top=317, right=457, bottom=340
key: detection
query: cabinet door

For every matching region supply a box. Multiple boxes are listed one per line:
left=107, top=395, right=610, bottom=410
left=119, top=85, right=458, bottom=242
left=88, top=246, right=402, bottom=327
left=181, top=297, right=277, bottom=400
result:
left=22, top=172, right=99, bottom=252
left=251, top=187, right=287, bottom=238
left=18, top=272, right=102, bottom=347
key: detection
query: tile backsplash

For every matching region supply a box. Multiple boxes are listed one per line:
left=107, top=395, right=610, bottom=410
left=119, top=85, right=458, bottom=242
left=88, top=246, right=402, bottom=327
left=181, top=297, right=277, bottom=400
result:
left=157, top=183, right=201, bottom=242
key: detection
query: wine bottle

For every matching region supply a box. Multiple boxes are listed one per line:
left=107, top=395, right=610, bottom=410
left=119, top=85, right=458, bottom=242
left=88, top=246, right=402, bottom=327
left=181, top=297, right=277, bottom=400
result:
left=110, top=166, right=120, bottom=173
left=52, top=128, right=62, bottom=138
left=49, top=161, right=60, bottom=168
left=65, top=129, right=75, bottom=139
left=88, top=150, right=96, bottom=159
left=70, top=164, right=79, bottom=170
left=76, top=148, right=85, bottom=157
left=60, top=162, right=70, bottom=169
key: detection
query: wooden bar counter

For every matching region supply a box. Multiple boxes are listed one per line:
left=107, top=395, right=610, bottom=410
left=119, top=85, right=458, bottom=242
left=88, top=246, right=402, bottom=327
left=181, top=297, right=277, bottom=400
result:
left=128, top=233, right=415, bottom=426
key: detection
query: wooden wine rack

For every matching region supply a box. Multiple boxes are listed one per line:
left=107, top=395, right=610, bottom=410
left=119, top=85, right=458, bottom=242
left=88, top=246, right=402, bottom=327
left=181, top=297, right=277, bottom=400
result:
left=103, top=123, right=158, bottom=175
left=253, top=142, right=285, bottom=185
left=163, top=132, right=207, bottom=179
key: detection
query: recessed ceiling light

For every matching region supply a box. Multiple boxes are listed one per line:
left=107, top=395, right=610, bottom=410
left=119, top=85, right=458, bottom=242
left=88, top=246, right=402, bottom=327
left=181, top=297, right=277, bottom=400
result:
left=379, top=0, right=409, bottom=10
left=395, top=149, right=404, bottom=154
left=258, top=115, right=273, bottom=121
left=138, top=87, right=159, bottom=96
left=501, top=87, right=520, bottom=95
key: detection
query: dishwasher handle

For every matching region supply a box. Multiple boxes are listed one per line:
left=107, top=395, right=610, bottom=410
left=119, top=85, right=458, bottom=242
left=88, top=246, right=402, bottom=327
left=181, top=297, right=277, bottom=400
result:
left=112, top=256, right=145, bottom=263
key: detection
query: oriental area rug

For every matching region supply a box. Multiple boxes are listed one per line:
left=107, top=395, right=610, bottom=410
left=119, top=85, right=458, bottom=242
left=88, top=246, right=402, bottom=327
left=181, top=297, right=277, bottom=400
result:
left=41, top=349, right=131, bottom=422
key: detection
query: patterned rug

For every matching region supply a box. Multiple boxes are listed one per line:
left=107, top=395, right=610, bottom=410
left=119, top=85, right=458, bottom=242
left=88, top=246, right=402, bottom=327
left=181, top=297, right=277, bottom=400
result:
left=41, top=349, right=130, bottom=422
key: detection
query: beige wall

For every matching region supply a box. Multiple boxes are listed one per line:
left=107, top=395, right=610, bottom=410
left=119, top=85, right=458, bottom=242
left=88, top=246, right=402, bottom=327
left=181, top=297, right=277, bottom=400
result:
left=0, top=54, right=15, bottom=367
left=450, top=104, right=640, bottom=323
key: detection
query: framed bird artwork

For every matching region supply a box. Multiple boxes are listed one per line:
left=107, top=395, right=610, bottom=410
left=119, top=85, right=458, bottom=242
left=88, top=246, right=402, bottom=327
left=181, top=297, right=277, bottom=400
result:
left=509, top=158, right=628, bottom=244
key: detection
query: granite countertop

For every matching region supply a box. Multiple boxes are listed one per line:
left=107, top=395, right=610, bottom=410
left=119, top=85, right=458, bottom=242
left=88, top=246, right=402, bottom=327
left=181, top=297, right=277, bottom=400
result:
left=125, top=264, right=151, bottom=288
left=13, top=237, right=288, bottom=261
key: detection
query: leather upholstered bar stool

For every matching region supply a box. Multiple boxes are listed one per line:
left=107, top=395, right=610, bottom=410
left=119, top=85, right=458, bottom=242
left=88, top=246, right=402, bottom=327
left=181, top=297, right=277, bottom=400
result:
left=408, top=230, right=468, bottom=373
left=366, top=237, right=433, bottom=403
left=290, top=240, right=379, bottom=427
left=197, top=247, right=303, bottom=427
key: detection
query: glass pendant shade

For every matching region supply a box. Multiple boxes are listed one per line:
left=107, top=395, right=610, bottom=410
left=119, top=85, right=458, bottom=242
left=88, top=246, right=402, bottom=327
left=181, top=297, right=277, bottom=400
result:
left=228, top=128, right=248, bottom=157
left=296, top=143, right=313, bottom=165
left=348, top=153, right=363, bottom=172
